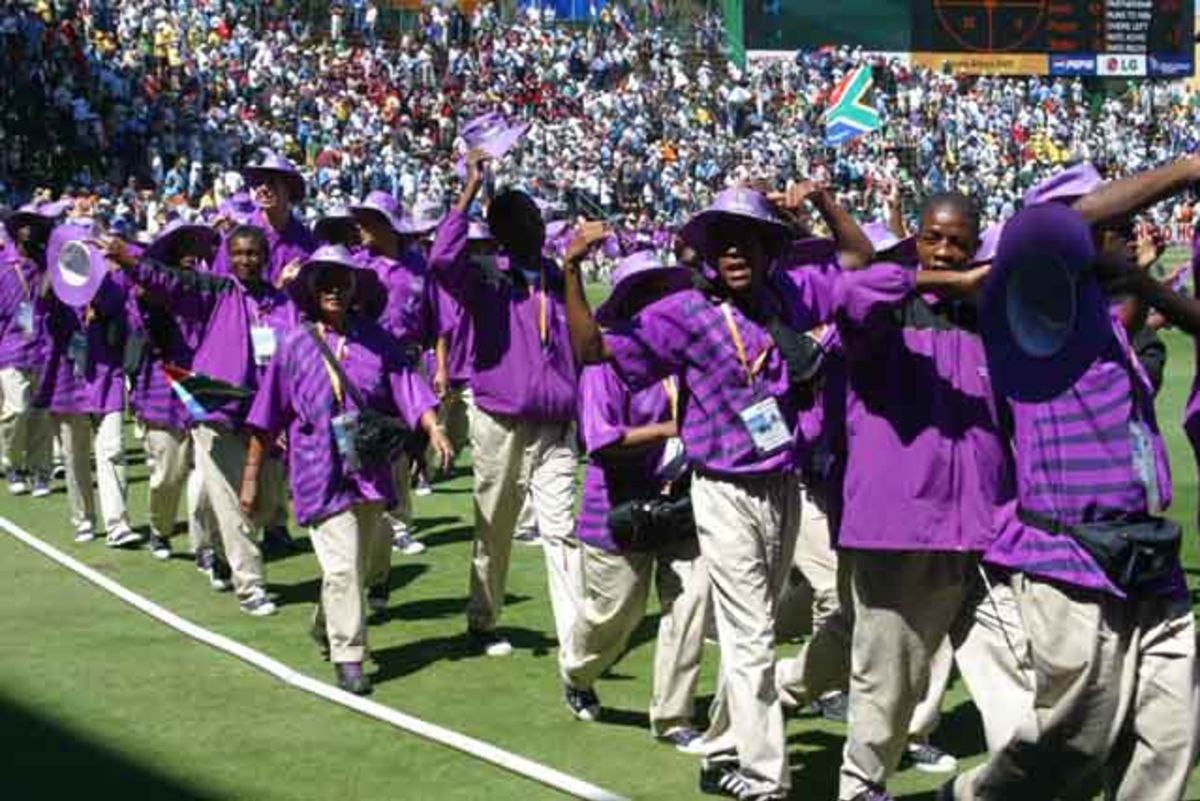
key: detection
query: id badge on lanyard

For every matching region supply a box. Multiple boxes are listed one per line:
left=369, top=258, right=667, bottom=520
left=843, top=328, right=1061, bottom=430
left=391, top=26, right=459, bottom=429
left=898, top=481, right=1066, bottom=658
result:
left=1130, top=419, right=1162, bottom=514
left=251, top=325, right=277, bottom=366
left=15, top=302, right=33, bottom=337
left=738, top=396, right=792, bottom=456
left=67, top=331, right=88, bottom=377
left=331, top=410, right=361, bottom=473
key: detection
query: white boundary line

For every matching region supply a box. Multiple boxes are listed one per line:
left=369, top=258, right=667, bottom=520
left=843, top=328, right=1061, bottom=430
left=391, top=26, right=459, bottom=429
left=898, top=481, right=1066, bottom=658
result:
left=0, top=516, right=628, bottom=801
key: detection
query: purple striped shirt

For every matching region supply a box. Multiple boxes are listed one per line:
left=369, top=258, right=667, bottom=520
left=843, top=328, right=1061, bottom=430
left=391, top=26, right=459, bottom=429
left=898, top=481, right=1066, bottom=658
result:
left=34, top=273, right=130, bottom=415
left=577, top=364, right=672, bottom=552
left=605, top=266, right=835, bottom=478
left=126, top=289, right=201, bottom=431
left=0, top=253, right=46, bottom=371
left=365, top=249, right=437, bottom=351
left=245, top=320, right=437, bottom=526
left=984, top=317, right=1182, bottom=599
left=130, top=262, right=297, bottom=429
left=834, top=263, right=1014, bottom=552
left=428, top=210, right=576, bottom=422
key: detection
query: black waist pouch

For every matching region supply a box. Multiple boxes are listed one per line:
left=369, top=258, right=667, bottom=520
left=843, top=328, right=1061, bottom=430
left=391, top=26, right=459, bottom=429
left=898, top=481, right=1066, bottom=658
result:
left=608, top=483, right=696, bottom=552
left=1018, top=508, right=1181, bottom=592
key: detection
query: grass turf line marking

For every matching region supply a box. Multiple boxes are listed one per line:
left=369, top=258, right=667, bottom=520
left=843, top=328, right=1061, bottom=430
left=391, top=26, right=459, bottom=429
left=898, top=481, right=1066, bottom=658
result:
left=0, top=516, right=628, bottom=801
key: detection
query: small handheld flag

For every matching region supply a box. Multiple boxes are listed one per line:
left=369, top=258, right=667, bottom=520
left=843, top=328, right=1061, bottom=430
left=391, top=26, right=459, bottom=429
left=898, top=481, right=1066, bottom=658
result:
left=162, top=364, right=252, bottom=421
left=823, top=66, right=882, bottom=146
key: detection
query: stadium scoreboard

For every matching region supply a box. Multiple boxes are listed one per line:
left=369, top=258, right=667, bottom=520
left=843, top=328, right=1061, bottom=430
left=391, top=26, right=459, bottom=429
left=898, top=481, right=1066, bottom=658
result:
left=741, top=0, right=1195, bottom=76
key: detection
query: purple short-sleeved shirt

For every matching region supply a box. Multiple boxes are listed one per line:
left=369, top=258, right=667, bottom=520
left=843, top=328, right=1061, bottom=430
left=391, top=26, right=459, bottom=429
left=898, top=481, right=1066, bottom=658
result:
left=604, top=265, right=835, bottom=478
left=35, top=273, right=130, bottom=415
left=428, top=210, right=576, bottom=422
left=0, top=253, right=46, bottom=371
left=126, top=288, right=202, bottom=431
left=985, top=317, right=1182, bottom=599
left=834, top=263, right=1014, bottom=552
left=366, top=249, right=437, bottom=352
left=436, top=283, right=472, bottom=386
left=576, top=364, right=673, bottom=552
left=245, top=319, right=437, bottom=526
left=132, top=262, right=297, bottom=429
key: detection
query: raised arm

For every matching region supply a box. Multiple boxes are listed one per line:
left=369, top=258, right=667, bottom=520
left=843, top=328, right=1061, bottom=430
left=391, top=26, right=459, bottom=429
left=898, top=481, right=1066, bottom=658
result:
left=774, top=181, right=875, bottom=271
left=1072, top=156, right=1200, bottom=228
left=561, top=221, right=612, bottom=365
left=105, top=236, right=229, bottom=322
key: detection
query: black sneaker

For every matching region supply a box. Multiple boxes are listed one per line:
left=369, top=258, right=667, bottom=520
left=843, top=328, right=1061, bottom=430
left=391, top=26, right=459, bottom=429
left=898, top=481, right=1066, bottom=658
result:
left=699, top=759, right=751, bottom=798
left=335, top=662, right=373, bottom=695
left=902, top=741, right=958, bottom=774
left=367, top=583, right=389, bottom=615
left=262, top=525, right=298, bottom=557
left=209, top=555, right=233, bottom=592
left=467, top=628, right=513, bottom=657
left=147, top=534, right=171, bottom=560
left=564, top=685, right=600, bottom=721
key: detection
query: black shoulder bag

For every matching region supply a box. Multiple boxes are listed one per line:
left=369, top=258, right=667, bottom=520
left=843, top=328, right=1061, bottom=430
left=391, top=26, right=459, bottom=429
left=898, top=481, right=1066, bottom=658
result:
left=607, top=477, right=696, bottom=553
left=306, top=324, right=411, bottom=470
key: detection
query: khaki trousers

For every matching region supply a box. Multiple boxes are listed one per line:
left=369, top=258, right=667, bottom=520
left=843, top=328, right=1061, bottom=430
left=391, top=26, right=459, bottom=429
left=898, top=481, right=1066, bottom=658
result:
left=776, top=493, right=954, bottom=739
left=466, top=405, right=581, bottom=648
left=0, top=367, right=51, bottom=474
left=192, top=425, right=283, bottom=600
left=560, top=537, right=711, bottom=734
left=382, top=452, right=413, bottom=533
left=143, top=425, right=198, bottom=540
left=310, top=502, right=386, bottom=663
left=839, top=551, right=1034, bottom=800
left=953, top=575, right=1199, bottom=801
left=57, top=412, right=128, bottom=536
left=691, top=472, right=801, bottom=798
left=186, top=465, right=217, bottom=554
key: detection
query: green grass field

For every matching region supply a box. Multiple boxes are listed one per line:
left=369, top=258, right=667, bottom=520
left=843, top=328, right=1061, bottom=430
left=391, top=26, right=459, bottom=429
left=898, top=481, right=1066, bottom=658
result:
left=2, top=286, right=1200, bottom=800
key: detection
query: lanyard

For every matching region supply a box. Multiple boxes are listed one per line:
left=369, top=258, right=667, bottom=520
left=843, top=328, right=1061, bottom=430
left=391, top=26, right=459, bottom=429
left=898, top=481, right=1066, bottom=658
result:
left=662, top=376, right=679, bottom=422
left=9, top=259, right=29, bottom=300
left=720, top=302, right=770, bottom=385
left=318, top=324, right=349, bottom=406
left=537, top=266, right=548, bottom=347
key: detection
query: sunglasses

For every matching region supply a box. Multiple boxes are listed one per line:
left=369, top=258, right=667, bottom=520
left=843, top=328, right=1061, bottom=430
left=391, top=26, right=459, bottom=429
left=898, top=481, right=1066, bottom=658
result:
left=314, top=268, right=356, bottom=295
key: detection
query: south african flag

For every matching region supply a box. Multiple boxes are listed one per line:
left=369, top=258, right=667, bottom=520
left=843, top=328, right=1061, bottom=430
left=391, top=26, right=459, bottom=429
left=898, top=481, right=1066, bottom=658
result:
left=162, top=364, right=253, bottom=421
left=823, top=66, right=881, bottom=146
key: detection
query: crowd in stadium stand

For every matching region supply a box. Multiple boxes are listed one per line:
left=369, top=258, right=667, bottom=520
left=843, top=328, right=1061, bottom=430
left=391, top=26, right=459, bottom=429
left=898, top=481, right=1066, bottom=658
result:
left=5, top=0, right=1200, bottom=244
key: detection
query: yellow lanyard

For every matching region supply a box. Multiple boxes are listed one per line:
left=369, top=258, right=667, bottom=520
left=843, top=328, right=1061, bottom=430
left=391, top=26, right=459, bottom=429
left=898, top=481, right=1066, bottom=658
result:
left=662, top=376, right=679, bottom=422
left=537, top=265, right=548, bottom=347
left=720, top=303, right=770, bottom=385
left=318, top=324, right=349, bottom=406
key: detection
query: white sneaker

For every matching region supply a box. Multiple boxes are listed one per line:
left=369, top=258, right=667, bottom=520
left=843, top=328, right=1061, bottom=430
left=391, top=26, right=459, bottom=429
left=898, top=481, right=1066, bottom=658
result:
left=239, top=588, right=278, bottom=617
left=106, top=526, right=142, bottom=549
left=413, top=476, right=433, bottom=497
left=392, top=531, right=426, bottom=555
left=74, top=527, right=97, bottom=543
left=7, top=479, right=28, bottom=496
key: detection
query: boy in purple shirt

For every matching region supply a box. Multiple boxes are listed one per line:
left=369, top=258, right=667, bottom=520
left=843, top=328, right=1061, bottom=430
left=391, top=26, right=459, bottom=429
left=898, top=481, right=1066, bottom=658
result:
left=558, top=251, right=710, bottom=749
left=240, top=245, right=451, bottom=696
left=950, top=158, right=1200, bottom=801
left=563, top=183, right=873, bottom=801
left=429, top=152, right=583, bottom=658
left=0, top=202, right=58, bottom=498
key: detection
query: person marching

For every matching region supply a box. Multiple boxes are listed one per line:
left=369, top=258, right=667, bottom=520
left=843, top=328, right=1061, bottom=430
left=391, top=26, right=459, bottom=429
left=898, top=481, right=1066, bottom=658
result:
left=558, top=250, right=712, bottom=750
left=125, top=219, right=218, bottom=561
left=37, top=220, right=135, bottom=547
left=351, top=190, right=439, bottom=558
left=0, top=201, right=63, bottom=498
left=240, top=244, right=452, bottom=695
left=428, top=147, right=584, bottom=658
left=562, top=183, right=873, bottom=801
left=109, top=225, right=296, bottom=615
left=948, top=159, right=1200, bottom=801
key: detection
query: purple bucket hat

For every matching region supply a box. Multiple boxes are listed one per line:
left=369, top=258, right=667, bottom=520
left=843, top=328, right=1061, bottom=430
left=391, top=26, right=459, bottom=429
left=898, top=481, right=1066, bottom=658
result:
left=289, top=244, right=387, bottom=322
left=243, top=152, right=307, bottom=204
left=4, top=199, right=70, bottom=241
left=862, top=222, right=918, bottom=264
left=980, top=203, right=1110, bottom=403
left=350, top=191, right=406, bottom=237
left=398, top=199, right=446, bottom=236
left=47, top=224, right=110, bottom=308
left=679, top=187, right=791, bottom=261
left=971, top=222, right=1005, bottom=265
left=1022, top=163, right=1104, bottom=207
left=143, top=220, right=220, bottom=266
left=455, top=112, right=532, bottom=179
left=596, top=251, right=694, bottom=326
left=219, top=192, right=257, bottom=225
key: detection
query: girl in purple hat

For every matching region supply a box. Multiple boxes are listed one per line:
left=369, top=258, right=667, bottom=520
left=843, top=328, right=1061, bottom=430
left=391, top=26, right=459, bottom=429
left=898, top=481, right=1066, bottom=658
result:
left=239, top=246, right=452, bottom=695
left=562, top=181, right=873, bottom=801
